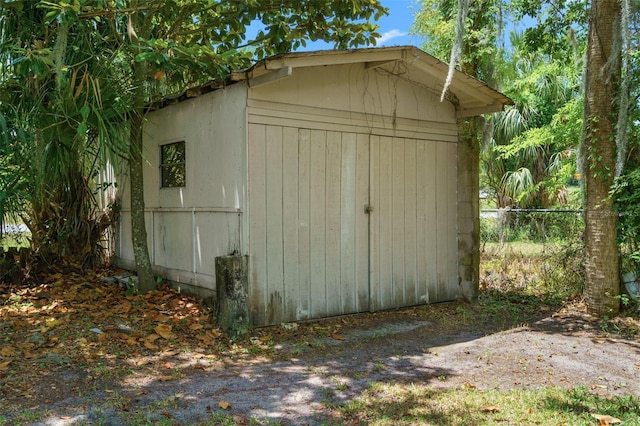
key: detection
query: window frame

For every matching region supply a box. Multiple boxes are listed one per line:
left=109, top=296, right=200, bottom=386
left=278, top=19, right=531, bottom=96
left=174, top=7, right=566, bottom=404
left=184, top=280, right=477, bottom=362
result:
left=159, top=140, right=186, bottom=189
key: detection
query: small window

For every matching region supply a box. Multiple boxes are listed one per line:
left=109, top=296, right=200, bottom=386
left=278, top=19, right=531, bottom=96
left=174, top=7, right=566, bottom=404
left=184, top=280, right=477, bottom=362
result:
left=160, top=141, right=186, bottom=188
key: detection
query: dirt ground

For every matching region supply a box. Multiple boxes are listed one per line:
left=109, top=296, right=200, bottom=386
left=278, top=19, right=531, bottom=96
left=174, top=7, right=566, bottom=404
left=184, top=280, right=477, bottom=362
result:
left=1, top=273, right=639, bottom=425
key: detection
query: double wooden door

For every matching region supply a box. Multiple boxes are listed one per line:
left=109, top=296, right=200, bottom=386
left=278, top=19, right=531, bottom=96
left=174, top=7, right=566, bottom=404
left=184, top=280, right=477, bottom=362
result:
left=248, top=124, right=457, bottom=326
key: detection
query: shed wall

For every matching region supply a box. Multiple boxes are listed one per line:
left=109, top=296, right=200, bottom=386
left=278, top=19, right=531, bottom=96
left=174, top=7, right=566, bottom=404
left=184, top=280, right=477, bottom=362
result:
left=117, top=84, right=247, bottom=290
left=246, top=64, right=460, bottom=326
left=249, top=63, right=456, bottom=126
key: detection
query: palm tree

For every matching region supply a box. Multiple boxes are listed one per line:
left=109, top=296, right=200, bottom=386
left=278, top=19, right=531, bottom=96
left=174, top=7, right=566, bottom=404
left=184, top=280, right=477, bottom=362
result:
left=0, top=4, right=129, bottom=268
left=487, top=40, right=582, bottom=209
left=2, top=0, right=388, bottom=289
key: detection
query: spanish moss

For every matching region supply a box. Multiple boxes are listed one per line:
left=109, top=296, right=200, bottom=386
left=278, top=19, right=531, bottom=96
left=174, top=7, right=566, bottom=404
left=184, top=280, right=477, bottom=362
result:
left=441, top=0, right=469, bottom=102
left=616, top=0, right=631, bottom=176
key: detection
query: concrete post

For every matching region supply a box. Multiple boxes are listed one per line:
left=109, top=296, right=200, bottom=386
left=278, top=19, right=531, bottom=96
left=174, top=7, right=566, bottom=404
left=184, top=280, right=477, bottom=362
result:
left=215, top=255, right=249, bottom=338
left=457, top=116, right=483, bottom=301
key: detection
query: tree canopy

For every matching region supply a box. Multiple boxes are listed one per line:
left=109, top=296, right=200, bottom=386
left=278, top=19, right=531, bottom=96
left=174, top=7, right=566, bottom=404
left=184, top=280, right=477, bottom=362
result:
left=0, top=0, right=387, bottom=286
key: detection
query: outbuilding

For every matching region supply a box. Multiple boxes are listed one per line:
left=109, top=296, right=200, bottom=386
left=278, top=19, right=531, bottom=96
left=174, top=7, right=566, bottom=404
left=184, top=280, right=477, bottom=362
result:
left=115, top=46, right=511, bottom=327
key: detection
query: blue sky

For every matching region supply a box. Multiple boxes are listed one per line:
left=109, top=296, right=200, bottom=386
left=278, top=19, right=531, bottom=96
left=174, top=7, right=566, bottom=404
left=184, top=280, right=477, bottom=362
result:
left=299, top=1, right=535, bottom=51
left=297, top=0, right=420, bottom=51
left=374, top=0, right=420, bottom=47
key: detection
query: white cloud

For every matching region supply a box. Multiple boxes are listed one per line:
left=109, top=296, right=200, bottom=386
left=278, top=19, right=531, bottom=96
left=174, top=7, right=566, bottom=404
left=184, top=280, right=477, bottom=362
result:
left=376, top=29, right=408, bottom=45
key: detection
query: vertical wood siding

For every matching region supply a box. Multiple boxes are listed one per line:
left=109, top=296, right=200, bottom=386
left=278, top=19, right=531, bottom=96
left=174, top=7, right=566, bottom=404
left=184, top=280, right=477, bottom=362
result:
left=248, top=123, right=458, bottom=325
left=369, top=136, right=457, bottom=311
left=248, top=124, right=370, bottom=325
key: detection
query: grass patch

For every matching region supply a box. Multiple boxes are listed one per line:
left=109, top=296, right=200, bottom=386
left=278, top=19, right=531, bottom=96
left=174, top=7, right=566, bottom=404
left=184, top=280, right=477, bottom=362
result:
left=338, top=383, right=640, bottom=425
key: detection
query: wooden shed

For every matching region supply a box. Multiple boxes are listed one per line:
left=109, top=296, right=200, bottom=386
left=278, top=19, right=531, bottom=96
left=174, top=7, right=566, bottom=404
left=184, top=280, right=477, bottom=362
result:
left=115, top=46, right=511, bottom=327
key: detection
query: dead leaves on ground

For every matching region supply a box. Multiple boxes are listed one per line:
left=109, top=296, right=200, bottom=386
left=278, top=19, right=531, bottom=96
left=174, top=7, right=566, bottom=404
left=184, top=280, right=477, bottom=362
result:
left=0, top=269, right=221, bottom=378
left=218, top=400, right=232, bottom=410
left=592, top=414, right=623, bottom=425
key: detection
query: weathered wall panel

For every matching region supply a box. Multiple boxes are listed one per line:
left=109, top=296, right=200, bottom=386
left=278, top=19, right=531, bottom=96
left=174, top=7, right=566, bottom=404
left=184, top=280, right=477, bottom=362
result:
left=265, top=125, right=285, bottom=325
left=282, top=126, right=300, bottom=320
left=249, top=63, right=456, bottom=127
left=354, top=133, right=371, bottom=312
left=416, top=140, right=438, bottom=304
left=248, top=124, right=370, bottom=324
left=247, top=64, right=460, bottom=324
left=117, top=84, right=247, bottom=291
left=193, top=212, right=241, bottom=276
left=247, top=123, right=268, bottom=326
left=153, top=212, right=193, bottom=272
left=403, top=138, right=418, bottom=305
left=369, top=136, right=458, bottom=312
left=297, top=129, right=312, bottom=320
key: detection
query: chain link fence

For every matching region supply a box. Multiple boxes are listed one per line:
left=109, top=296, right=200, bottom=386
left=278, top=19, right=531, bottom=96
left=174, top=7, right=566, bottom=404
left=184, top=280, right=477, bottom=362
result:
left=481, top=209, right=584, bottom=244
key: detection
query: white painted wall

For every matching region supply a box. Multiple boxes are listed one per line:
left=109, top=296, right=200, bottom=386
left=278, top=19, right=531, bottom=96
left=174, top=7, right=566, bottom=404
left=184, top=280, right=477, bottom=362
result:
left=246, top=63, right=460, bottom=325
left=116, top=60, right=462, bottom=324
left=117, top=83, right=248, bottom=290
left=249, top=63, right=456, bottom=131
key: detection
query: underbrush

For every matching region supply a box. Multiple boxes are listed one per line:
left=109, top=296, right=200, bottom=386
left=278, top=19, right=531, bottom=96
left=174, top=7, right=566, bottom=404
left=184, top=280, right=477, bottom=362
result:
left=480, top=238, right=585, bottom=311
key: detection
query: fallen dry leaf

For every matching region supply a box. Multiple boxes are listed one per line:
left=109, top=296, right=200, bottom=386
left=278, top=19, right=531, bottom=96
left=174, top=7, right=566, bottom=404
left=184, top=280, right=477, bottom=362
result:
left=0, top=359, right=12, bottom=370
left=480, top=406, right=500, bottom=413
left=154, top=324, right=176, bottom=340
left=592, top=414, right=623, bottom=425
left=0, top=346, right=18, bottom=357
left=153, top=314, right=171, bottom=322
left=144, top=341, right=159, bottom=350
left=145, top=333, right=161, bottom=342
left=331, top=334, right=346, bottom=341
left=158, top=375, right=174, bottom=382
left=219, top=400, right=232, bottom=410
left=115, top=300, right=132, bottom=314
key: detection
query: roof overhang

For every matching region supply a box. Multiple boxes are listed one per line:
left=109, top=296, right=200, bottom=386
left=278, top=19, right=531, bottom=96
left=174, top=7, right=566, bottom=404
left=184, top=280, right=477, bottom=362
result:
left=231, top=46, right=513, bottom=118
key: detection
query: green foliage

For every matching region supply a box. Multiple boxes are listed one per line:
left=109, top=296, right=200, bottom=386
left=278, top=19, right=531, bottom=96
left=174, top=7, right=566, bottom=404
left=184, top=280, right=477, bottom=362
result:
left=340, top=384, right=640, bottom=425
left=484, top=40, right=582, bottom=208
left=481, top=211, right=583, bottom=243
left=413, top=0, right=585, bottom=210
left=413, top=0, right=506, bottom=80
left=612, top=4, right=640, bottom=274
left=0, top=1, right=130, bottom=267
left=492, top=98, right=583, bottom=206
left=612, top=169, right=640, bottom=272
left=32, top=0, right=388, bottom=106
left=511, top=0, right=588, bottom=57
left=0, top=0, right=387, bottom=272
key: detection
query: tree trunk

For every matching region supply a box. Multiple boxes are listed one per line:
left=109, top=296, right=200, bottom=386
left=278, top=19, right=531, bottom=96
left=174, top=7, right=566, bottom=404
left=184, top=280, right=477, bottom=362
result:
left=129, top=112, right=156, bottom=292
left=582, top=0, right=621, bottom=316
left=127, top=1, right=155, bottom=292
